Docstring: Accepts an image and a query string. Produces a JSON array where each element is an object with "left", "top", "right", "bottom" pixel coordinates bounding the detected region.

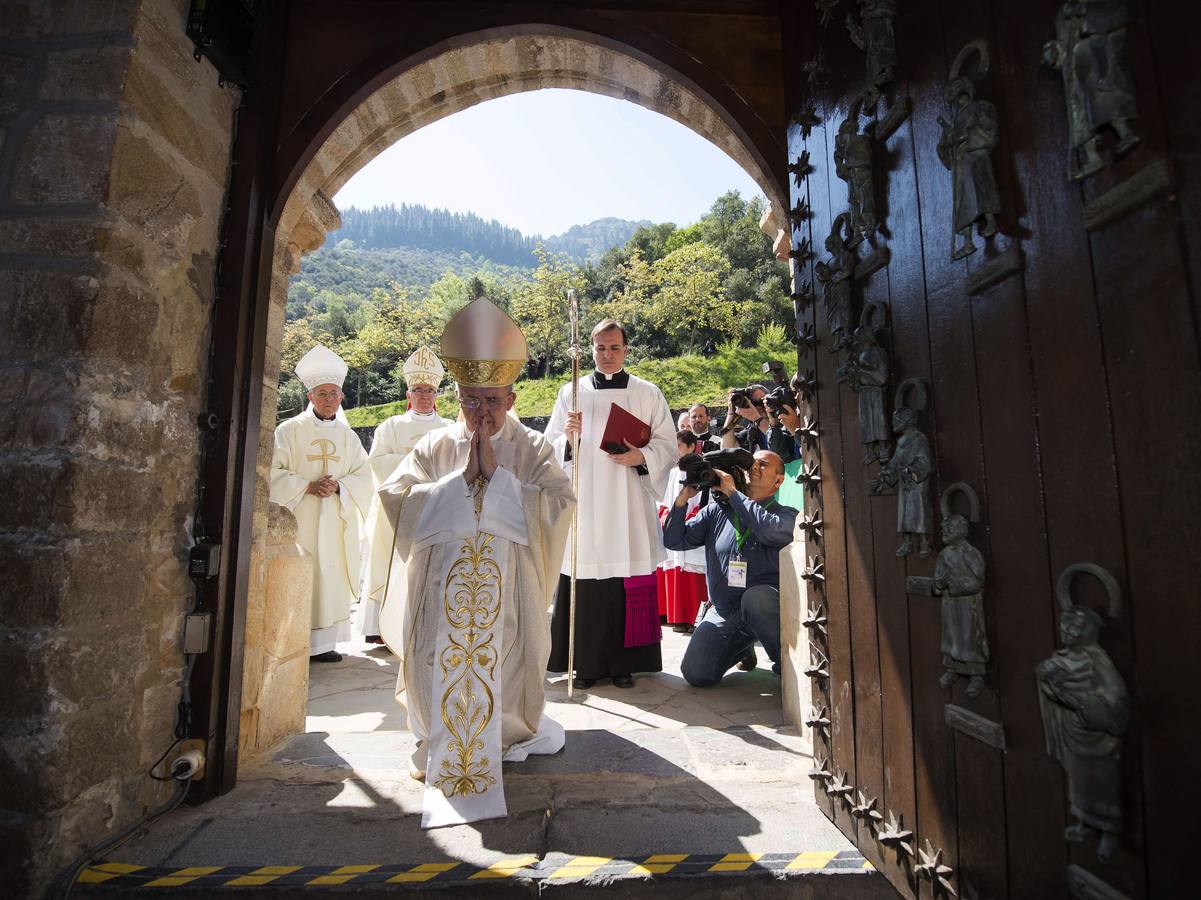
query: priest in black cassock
[{"left": 545, "top": 320, "right": 676, "bottom": 688}]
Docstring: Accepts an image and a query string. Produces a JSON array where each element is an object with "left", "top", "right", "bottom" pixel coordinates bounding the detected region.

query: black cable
[{"left": 52, "top": 779, "right": 189, "bottom": 900}]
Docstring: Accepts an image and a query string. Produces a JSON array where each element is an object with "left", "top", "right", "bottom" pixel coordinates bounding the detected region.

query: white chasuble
[
  {"left": 545, "top": 371, "right": 676, "bottom": 579},
  {"left": 359, "top": 410, "right": 448, "bottom": 635},
  {"left": 376, "top": 417, "right": 575, "bottom": 827},
  {"left": 269, "top": 408, "right": 373, "bottom": 642}
]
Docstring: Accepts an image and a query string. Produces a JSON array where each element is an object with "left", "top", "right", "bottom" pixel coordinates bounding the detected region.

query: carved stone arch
[{"left": 276, "top": 30, "right": 788, "bottom": 245}]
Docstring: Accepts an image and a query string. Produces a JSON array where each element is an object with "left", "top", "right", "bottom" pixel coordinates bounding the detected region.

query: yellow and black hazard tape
[{"left": 79, "top": 850, "right": 872, "bottom": 889}]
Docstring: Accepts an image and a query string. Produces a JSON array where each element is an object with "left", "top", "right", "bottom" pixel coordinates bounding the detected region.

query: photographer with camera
[
  {"left": 761, "top": 384, "right": 802, "bottom": 464},
  {"left": 721, "top": 385, "right": 771, "bottom": 453},
  {"left": 663, "top": 448, "right": 797, "bottom": 686}
]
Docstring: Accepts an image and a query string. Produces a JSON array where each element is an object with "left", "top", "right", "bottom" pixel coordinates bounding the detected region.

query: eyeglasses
[
  {"left": 311, "top": 390, "right": 342, "bottom": 401},
  {"left": 458, "top": 396, "right": 508, "bottom": 410},
  {"left": 409, "top": 387, "right": 436, "bottom": 395}
]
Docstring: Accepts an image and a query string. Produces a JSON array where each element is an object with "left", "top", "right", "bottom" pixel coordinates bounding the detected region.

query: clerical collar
[
  {"left": 412, "top": 410, "right": 436, "bottom": 419},
  {"left": 592, "top": 369, "right": 629, "bottom": 390},
  {"left": 313, "top": 410, "right": 337, "bottom": 422}
]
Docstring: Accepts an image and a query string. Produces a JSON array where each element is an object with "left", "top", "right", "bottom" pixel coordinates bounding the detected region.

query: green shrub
[{"left": 343, "top": 337, "right": 798, "bottom": 428}]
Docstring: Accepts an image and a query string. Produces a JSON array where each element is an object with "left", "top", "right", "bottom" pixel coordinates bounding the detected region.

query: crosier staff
[{"left": 566, "top": 288, "right": 582, "bottom": 700}]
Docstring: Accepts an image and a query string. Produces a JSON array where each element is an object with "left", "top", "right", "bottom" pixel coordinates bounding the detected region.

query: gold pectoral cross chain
[{"left": 307, "top": 438, "right": 340, "bottom": 476}]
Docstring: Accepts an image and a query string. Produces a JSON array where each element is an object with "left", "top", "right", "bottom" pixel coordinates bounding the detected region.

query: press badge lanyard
[{"left": 728, "top": 507, "right": 749, "bottom": 588}]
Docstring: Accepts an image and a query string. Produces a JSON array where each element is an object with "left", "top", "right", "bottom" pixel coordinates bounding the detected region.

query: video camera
[{"left": 678, "top": 447, "right": 756, "bottom": 507}]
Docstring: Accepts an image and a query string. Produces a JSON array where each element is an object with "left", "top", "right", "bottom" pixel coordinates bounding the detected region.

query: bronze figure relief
[
  {"left": 871, "top": 377, "right": 934, "bottom": 556},
  {"left": 1037, "top": 563, "right": 1130, "bottom": 864}
]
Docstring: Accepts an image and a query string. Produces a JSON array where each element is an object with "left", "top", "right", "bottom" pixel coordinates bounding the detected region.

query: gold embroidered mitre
[
  {"left": 440, "top": 297, "right": 529, "bottom": 387},
  {"left": 402, "top": 345, "right": 446, "bottom": 388}
]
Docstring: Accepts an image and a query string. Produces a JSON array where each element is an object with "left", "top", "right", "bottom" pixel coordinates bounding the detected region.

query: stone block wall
[
  {"left": 238, "top": 504, "right": 312, "bottom": 760},
  {"left": 778, "top": 536, "right": 813, "bottom": 747},
  {"left": 0, "top": 0, "right": 235, "bottom": 892}
]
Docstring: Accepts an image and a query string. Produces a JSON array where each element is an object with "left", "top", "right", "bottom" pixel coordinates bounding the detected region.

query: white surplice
[
  {"left": 658, "top": 464, "right": 708, "bottom": 575},
  {"left": 358, "top": 409, "right": 448, "bottom": 635},
  {"left": 376, "top": 415, "right": 575, "bottom": 827},
  {"left": 545, "top": 371, "right": 676, "bottom": 579},
  {"left": 269, "top": 407, "right": 373, "bottom": 652}
]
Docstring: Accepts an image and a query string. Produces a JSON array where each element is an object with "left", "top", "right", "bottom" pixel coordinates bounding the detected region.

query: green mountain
[
  {"left": 288, "top": 204, "right": 649, "bottom": 320},
  {"left": 543, "top": 216, "right": 652, "bottom": 263},
  {"left": 327, "top": 203, "right": 648, "bottom": 265}
]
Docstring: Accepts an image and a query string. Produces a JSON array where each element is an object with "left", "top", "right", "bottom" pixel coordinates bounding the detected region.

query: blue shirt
[{"left": 663, "top": 491, "right": 798, "bottom": 613}]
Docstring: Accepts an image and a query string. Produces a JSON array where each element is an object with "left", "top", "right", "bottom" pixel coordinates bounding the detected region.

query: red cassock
[{"left": 656, "top": 485, "right": 708, "bottom": 625}]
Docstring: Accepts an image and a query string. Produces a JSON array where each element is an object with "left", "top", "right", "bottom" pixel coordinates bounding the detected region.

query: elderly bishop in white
[
  {"left": 358, "top": 346, "right": 450, "bottom": 642},
  {"left": 270, "top": 346, "right": 374, "bottom": 662},
  {"left": 378, "top": 297, "right": 575, "bottom": 828}
]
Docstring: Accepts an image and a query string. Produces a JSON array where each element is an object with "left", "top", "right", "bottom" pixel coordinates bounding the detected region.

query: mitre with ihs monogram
[
  {"left": 401, "top": 345, "right": 445, "bottom": 388},
  {"left": 440, "top": 296, "right": 529, "bottom": 387}
]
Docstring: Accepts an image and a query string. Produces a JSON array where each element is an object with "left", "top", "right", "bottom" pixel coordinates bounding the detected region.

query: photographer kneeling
[{"left": 663, "top": 449, "right": 797, "bottom": 686}]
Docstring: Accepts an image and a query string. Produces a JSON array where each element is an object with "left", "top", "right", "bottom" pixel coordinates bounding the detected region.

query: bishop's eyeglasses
[{"left": 458, "top": 395, "right": 508, "bottom": 411}]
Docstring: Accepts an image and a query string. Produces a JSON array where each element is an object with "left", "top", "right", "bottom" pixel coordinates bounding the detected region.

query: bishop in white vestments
[
  {"left": 378, "top": 297, "right": 575, "bottom": 828},
  {"left": 545, "top": 319, "right": 676, "bottom": 688},
  {"left": 358, "top": 346, "right": 450, "bottom": 641},
  {"left": 270, "top": 345, "right": 374, "bottom": 661}
]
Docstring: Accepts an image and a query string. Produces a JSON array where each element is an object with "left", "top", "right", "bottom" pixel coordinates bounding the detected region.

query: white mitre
[
  {"left": 295, "top": 344, "right": 348, "bottom": 390},
  {"left": 402, "top": 345, "right": 445, "bottom": 388},
  {"left": 440, "top": 297, "right": 529, "bottom": 387}
]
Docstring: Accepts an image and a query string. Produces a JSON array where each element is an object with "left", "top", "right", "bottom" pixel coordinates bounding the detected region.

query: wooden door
[{"left": 782, "top": 2, "right": 1201, "bottom": 897}]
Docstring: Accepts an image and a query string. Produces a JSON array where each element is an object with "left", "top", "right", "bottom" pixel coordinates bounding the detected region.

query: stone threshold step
[{"left": 76, "top": 851, "right": 897, "bottom": 898}]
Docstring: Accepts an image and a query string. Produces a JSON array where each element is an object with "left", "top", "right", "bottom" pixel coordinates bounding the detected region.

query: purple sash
[{"left": 623, "top": 574, "right": 662, "bottom": 648}]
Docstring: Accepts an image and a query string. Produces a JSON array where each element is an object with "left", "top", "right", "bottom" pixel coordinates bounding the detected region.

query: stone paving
[
  {"left": 94, "top": 627, "right": 893, "bottom": 897},
  {"left": 307, "top": 626, "right": 788, "bottom": 737}
]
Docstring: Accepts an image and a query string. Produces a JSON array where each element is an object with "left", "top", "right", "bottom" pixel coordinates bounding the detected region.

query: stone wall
[
  {"left": 0, "top": 0, "right": 236, "bottom": 892},
  {"left": 238, "top": 504, "right": 312, "bottom": 760}
]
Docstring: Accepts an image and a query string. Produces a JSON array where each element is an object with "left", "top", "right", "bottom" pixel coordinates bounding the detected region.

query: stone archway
[{"left": 237, "top": 30, "right": 793, "bottom": 761}]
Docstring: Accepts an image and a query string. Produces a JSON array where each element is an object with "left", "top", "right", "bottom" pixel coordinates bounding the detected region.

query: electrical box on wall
[
  {"left": 189, "top": 543, "right": 221, "bottom": 579},
  {"left": 183, "top": 613, "right": 211, "bottom": 655},
  {"left": 186, "top": 0, "right": 258, "bottom": 87}
]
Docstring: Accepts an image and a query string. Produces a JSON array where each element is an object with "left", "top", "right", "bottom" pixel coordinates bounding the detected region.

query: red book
[{"left": 599, "top": 404, "right": 652, "bottom": 454}]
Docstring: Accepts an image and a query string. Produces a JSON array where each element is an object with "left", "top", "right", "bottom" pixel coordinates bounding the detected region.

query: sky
[{"left": 333, "top": 89, "right": 764, "bottom": 238}]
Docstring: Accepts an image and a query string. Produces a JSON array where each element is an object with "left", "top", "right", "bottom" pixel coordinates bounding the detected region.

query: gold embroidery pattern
[
  {"left": 444, "top": 356, "right": 525, "bottom": 388},
  {"left": 306, "top": 438, "right": 340, "bottom": 476},
  {"left": 433, "top": 534, "right": 501, "bottom": 798}
]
